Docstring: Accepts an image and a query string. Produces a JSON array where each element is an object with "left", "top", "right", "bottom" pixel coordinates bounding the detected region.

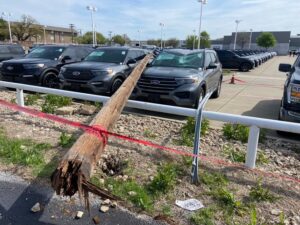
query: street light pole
[
  {"left": 193, "top": 29, "right": 196, "bottom": 50},
  {"left": 138, "top": 29, "right": 141, "bottom": 47},
  {"left": 86, "top": 6, "right": 97, "bottom": 47},
  {"left": 2, "top": 12, "right": 13, "bottom": 43},
  {"left": 197, "top": 0, "right": 207, "bottom": 49},
  {"left": 233, "top": 20, "right": 242, "bottom": 50},
  {"left": 159, "top": 22, "right": 164, "bottom": 49},
  {"left": 249, "top": 29, "right": 253, "bottom": 50}
]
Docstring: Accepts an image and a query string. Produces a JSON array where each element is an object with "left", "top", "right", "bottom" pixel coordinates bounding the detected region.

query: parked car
[
  {"left": 0, "top": 45, "right": 93, "bottom": 87},
  {"left": 131, "top": 49, "right": 223, "bottom": 108},
  {"left": 59, "top": 47, "right": 148, "bottom": 94},
  {"left": 215, "top": 50, "right": 255, "bottom": 72},
  {"left": 0, "top": 44, "right": 24, "bottom": 62},
  {"left": 278, "top": 57, "right": 300, "bottom": 124}
]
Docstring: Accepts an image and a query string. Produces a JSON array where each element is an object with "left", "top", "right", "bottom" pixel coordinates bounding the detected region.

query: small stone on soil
[
  {"left": 31, "top": 202, "right": 41, "bottom": 213},
  {"left": 75, "top": 211, "right": 84, "bottom": 219},
  {"left": 93, "top": 215, "right": 100, "bottom": 224},
  {"left": 100, "top": 206, "right": 110, "bottom": 213}
]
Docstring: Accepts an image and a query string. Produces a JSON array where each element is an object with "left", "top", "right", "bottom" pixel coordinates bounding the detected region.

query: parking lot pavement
[
  {"left": 206, "top": 56, "right": 297, "bottom": 129},
  {"left": 0, "top": 172, "right": 163, "bottom": 225}
]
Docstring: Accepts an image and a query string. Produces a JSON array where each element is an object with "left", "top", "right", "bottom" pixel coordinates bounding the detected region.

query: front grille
[
  {"left": 137, "top": 77, "right": 179, "bottom": 94},
  {"left": 2, "top": 63, "right": 24, "bottom": 75},
  {"left": 63, "top": 69, "right": 94, "bottom": 81}
]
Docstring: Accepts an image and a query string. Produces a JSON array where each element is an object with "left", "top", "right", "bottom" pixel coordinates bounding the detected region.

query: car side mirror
[
  {"left": 127, "top": 58, "right": 137, "bottom": 66},
  {"left": 61, "top": 55, "right": 72, "bottom": 63},
  {"left": 278, "top": 63, "right": 291, "bottom": 73},
  {"left": 207, "top": 63, "right": 217, "bottom": 69}
]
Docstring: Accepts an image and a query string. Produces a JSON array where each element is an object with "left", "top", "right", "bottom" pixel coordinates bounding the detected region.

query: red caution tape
[{"left": 0, "top": 99, "right": 299, "bottom": 184}]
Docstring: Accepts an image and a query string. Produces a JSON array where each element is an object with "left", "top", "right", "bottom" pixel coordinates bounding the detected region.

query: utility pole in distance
[{"left": 69, "top": 24, "right": 75, "bottom": 43}]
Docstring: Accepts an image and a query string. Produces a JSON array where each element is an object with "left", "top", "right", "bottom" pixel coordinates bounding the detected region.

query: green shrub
[
  {"left": 143, "top": 129, "right": 157, "bottom": 139},
  {"left": 59, "top": 132, "right": 76, "bottom": 148},
  {"left": 190, "top": 207, "right": 215, "bottom": 225},
  {"left": 223, "top": 145, "right": 246, "bottom": 163},
  {"left": 223, "top": 123, "right": 249, "bottom": 143},
  {"left": 41, "top": 94, "right": 72, "bottom": 113},
  {"left": 249, "top": 179, "right": 278, "bottom": 203},
  {"left": 200, "top": 171, "right": 229, "bottom": 188},
  {"left": 147, "top": 163, "right": 179, "bottom": 196},
  {"left": 179, "top": 118, "right": 210, "bottom": 147},
  {"left": 25, "top": 94, "right": 41, "bottom": 105}
]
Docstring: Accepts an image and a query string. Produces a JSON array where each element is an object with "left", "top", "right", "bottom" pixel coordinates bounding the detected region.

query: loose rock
[
  {"left": 31, "top": 202, "right": 41, "bottom": 213},
  {"left": 93, "top": 215, "right": 100, "bottom": 224},
  {"left": 55, "top": 106, "right": 75, "bottom": 115},
  {"left": 100, "top": 205, "right": 110, "bottom": 213},
  {"left": 75, "top": 211, "right": 84, "bottom": 219}
]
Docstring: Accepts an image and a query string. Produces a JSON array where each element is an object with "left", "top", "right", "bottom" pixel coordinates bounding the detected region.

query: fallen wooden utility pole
[{"left": 51, "top": 54, "right": 152, "bottom": 203}]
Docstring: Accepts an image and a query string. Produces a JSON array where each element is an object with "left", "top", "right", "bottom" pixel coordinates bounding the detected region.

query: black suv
[
  {"left": 0, "top": 45, "right": 93, "bottom": 87},
  {"left": 0, "top": 44, "right": 24, "bottom": 62},
  {"left": 278, "top": 57, "right": 300, "bottom": 123},
  {"left": 59, "top": 47, "right": 147, "bottom": 94},
  {"left": 131, "top": 49, "right": 223, "bottom": 108},
  {"left": 216, "top": 50, "right": 255, "bottom": 72}
]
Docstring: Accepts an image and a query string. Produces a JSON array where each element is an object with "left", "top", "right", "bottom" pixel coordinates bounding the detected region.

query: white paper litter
[{"left": 175, "top": 199, "right": 204, "bottom": 211}]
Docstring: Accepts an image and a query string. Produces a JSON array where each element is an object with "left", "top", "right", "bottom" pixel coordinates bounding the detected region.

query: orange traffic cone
[{"left": 230, "top": 74, "right": 235, "bottom": 84}]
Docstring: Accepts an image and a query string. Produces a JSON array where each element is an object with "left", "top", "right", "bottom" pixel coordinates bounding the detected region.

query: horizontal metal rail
[{"left": 1, "top": 81, "right": 300, "bottom": 170}]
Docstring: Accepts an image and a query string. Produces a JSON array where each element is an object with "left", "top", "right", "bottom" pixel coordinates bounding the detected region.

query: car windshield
[
  {"left": 152, "top": 52, "right": 204, "bottom": 69},
  {"left": 26, "top": 46, "right": 66, "bottom": 60},
  {"left": 84, "top": 49, "right": 128, "bottom": 64}
]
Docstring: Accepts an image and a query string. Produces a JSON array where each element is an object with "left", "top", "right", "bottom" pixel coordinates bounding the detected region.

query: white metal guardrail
[{"left": 1, "top": 81, "right": 300, "bottom": 182}]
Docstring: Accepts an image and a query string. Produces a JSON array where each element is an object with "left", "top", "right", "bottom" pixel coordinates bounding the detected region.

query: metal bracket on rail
[{"left": 191, "top": 91, "right": 212, "bottom": 184}]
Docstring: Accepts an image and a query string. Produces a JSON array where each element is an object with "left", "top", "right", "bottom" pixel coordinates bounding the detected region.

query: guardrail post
[
  {"left": 245, "top": 126, "right": 260, "bottom": 169},
  {"left": 16, "top": 89, "right": 24, "bottom": 107}
]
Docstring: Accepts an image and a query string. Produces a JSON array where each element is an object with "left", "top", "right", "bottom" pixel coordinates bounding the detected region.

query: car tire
[
  {"left": 211, "top": 77, "right": 222, "bottom": 99},
  {"left": 239, "top": 63, "right": 251, "bottom": 72},
  {"left": 42, "top": 72, "right": 59, "bottom": 88},
  {"left": 111, "top": 78, "right": 123, "bottom": 94},
  {"left": 194, "top": 87, "right": 205, "bottom": 109}
]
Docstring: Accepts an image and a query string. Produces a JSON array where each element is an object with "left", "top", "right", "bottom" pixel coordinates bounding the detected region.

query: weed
[
  {"left": 277, "top": 212, "right": 285, "bottom": 225},
  {"left": 223, "top": 145, "right": 246, "bottom": 163},
  {"left": 25, "top": 94, "right": 41, "bottom": 105},
  {"left": 200, "top": 171, "right": 229, "bottom": 188},
  {"left": 10, "top": 98, "right": 16, "bottom": 104},
  {"left": 161, "top": 205, "right": 172, "bottom": 216},
  {"left": 90, "top": 176, "right": 105, "bottom": 188},
  {"left": 59, "top": 132, "right": 76, "bottom": 148},
  {"left": 143, "top": 129, "right": 157, "bottom": 139},
  {"left": 94, "top": 101, "right": 102, "bottom": 109},
  {"left": 179, "top": 117, "right": 210, "bottom": 147},
  {"left": 41, "top": 94, "right": 72, "bottom": 113},
  {"left": 35, "top": 158, "right": 58, "bottom": 177},
  {"left": 190, "top": 207, "right": 215, "bottom": 225},
  {"left": 257, "top": 151, "right": 269, "bottom": 165},
  {"left": 147, "top": 163, "right": 179, "bottom": 196},
  {"left": 0, "top": 129, "right": 51, "bottom": 168},
  {"left": 223, "top": 123, "right": 249, "bottom": 143},
  {"left": 249, "top": 179, "right": 278, "bottom": 203},
  {"left": 106, "top": 178, "right": 153, "bottom": 211},
  {"left": 181, "top": 155, "right": 193, "bottom": 168},
  {"left": 249, "top": 207, "right": 257, "bottom": 225}
]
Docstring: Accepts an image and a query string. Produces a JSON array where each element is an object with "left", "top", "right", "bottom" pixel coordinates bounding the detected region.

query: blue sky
[{"left": 1, "top": 0, "right": 300, "bottom": 40}]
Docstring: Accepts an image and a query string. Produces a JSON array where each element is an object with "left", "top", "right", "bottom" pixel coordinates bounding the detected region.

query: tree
[
  {"left": 200, "top": 31, "right": 211, "bottom": 49},
  {"left": 0, "top": 18, "right": 9, "bottom": 41},
  {"left": 165, "top": 38, "right": 179, "bottom": 48},
  {"left": 11, "top": 15, "right": 41, "bottom": 42},
  {"left": 256, "top": 32, "right": 277, "bottom": 50},
  {"left": 112, "top": 34, "right": 125, "bottom": 46},
  {"left": 236, "top": 32, "right": 250, "bottom": 49},
  {"left": 147, "top": 39, "right": 159, "bottom": 46},
  {"left": 185, "top": 35, "right": 198, "bottom": 49},
  {"left": 122, "top": 34, "right": 131, "bottom": 45},
  {"left": 76, "top": 31, "right": 106, "bottom": 45}
]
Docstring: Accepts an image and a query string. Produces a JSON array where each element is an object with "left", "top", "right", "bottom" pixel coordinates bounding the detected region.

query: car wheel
[
  {"left": 42, "top": 72, "right": 59, "bottom": 88},
  {"left": 239, "top": 63, "right": 251, "bottom": 72},
  {"left": 194, "top": 87, "right": 205, "bottom": 109},
  {"left": 111, "top": 78, "right": 123, "bottom": 94},
  {"left": 211, "top": 77, "right": 222, "bottom": 98}
]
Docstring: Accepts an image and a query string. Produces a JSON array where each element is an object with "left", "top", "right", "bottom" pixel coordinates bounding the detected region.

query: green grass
[
  {"left": 59, "top": 132, "right": 76, "bottom": 148},
  {"left": 41, "top": 94, "right": 72, "bottom": 113},
  {"left": 190, "top": 207, "right": 215, "bottom": 225},
  {"left": 200, "top": 171, "right": 229, "bottom": 188},
  {"left": 178, "top": 118, "right": 210, "bottom": 147},
  {"left": 143, "top": 129, "right": 157, "bottom": 139},
  {"left": 147, "top": 163, "right": 179, "bottom": 196},
  {"left": 0, "top": 129, "right": 51, "bottom": 169},
  {"left": 25, "top": 94, "right": 41, "bottom": 105},
  {"left": 249, "top": 179, "right": 278, "bottom": 203},
  {"left": 222, "top": 124, "right": 266, "bottom": 143},
  {"left": 161, "top": 205, "right": 173, "bottom": 217},
  {"left": 249, "top": 207, "right": 257, "bottom": 225}
]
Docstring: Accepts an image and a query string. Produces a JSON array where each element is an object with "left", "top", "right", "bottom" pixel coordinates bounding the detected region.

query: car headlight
[
  {"left": 92, "top": 69, "right": 114, "bottom": 76},
  {"left": 60, "top": 67, "right": 67, "bottom": 73},
  {"left": 289, "top": 83, "right": 300, "bottom": 103},
  {"left": 175, "top": 77, "right": 199, "bottom": 85},
  {"left": 23, "top": 63, "right": 44, "bottom": 69}
]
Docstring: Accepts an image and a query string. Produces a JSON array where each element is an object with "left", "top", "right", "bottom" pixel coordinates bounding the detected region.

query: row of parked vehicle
[
  {"left": 215, "top": 49, "right": 276, "bottom": 72},
  {"left": 0, "top": 44, "right": 223, "bottom": 109}
]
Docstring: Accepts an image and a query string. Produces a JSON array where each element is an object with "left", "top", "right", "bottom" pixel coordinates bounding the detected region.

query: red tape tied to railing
[{"left": 0, "top": 98, "right": 299, "bottom": 184}]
